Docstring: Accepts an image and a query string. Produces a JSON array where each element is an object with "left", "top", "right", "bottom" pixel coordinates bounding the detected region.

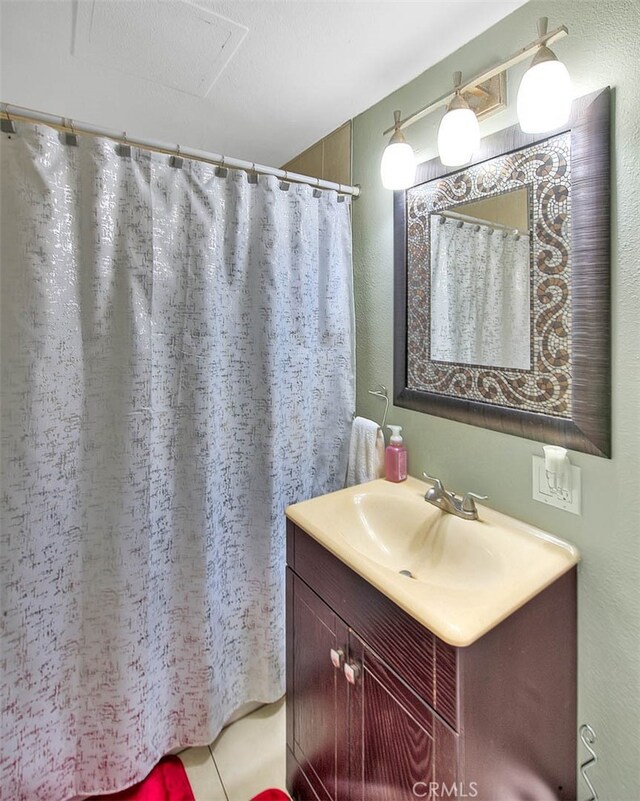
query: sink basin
[
  {"left": 333, "top": 489, "right": 503, "bottom": 590},
  {"left": 286, "top": 476, "right": 579, "bottom": 646}
]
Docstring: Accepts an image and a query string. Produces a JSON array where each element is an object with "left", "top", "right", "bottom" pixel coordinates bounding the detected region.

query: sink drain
[{"left": 399, "top": 569, "right": 413, "bottom": 578}]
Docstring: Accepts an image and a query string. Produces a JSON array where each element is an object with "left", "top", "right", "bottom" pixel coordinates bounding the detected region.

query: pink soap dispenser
[{"left": 385, "top": 425, "right": 407, "bottom": 482}]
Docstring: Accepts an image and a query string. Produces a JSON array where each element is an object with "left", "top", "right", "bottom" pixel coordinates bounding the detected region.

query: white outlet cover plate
[{"left": 532, "top": 455, "right": 581, "bottom": 515}]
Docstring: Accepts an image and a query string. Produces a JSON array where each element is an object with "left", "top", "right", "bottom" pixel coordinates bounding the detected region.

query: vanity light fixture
[
  {"left": 517, "top": 17, "right": 572, "bottom": 133},
  {"left": 380, "top": 17, "right": 569, "bottom": 186},
  {"left": 437, "top": 72, "right": 480, "bottom": 167},
  {"left": 380, "top": 110, "right": 416, "bottom": 190}
]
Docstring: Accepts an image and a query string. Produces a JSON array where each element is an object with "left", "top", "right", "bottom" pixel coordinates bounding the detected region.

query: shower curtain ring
[
  {"left": 216, "top": 154, "right": 228, "bottom": 178},
  {"left": 280, "top": 170, "right": 291, "bottom": 191},
  {"left": 62, "top": 117, "right": 78, "bottom": 147},
  {"left": 169, "top": 144, "right": 184, "bottom": 169},
  {"left": 117, "top": 131, "right": 131, "bottom": 158},
  {"left": 313, "top": 177, "right": 322, "bottom": 198},
  {"left": 1, "top": 104, "right": 16, "bottom": 134}
]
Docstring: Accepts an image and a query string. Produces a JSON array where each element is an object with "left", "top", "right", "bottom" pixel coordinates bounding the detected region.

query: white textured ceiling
[
  {"left": 0, "top": 0, "right": 527, "bottom": 167},
  {"left": 73, "top": 1, "right": 249, "bottom": 97}
]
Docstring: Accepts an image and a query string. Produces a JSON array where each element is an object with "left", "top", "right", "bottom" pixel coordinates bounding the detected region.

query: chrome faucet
[{"left": 422, "top": 473, "right": 487, "bottom": 521}]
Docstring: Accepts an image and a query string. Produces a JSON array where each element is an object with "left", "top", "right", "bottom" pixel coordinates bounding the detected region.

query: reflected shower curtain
[
  {"left": 0, "top": 123, "right": 354, "bottom": 801},
  {"left": 430, "top": 217, "right": 530, "bottom": 369}
]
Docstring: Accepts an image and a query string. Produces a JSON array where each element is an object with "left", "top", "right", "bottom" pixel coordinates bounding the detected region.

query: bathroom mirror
[{"left": 394, "top": 88, "right": 611, "bottom": 457}]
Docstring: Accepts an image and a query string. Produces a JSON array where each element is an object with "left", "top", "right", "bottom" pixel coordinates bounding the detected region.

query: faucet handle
[
  {"left": 422, "top": 472, "right": 445, "bottom": 493},
  {"left": 462, "top": 491, "right": 488, "bottom": 513}
]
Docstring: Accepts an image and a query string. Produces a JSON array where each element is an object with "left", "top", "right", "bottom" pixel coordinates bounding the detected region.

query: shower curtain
[
  {"left": 430, "top": 216, "right": 531, "bottom": 369},
  {"left": 0, "top": 123, "right": 354, "bottom": 801}
]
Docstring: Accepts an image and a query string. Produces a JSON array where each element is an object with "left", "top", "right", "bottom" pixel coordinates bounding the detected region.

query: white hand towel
[{"left": 346, "top": 416, "right": 385, "bottom": 487}]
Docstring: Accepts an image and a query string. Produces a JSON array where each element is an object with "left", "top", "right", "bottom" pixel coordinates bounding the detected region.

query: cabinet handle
[
  {"left": 330, "top": 648, "right": 344, "bottom": 669},
  {"left": 344, "top": 661, "right": 360, "bottom": 685}
]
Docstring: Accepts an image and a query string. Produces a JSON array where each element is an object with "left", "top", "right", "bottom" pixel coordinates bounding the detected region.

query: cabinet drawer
[{"left": 288, "top": 521, "right": 458, "bottom": 729}]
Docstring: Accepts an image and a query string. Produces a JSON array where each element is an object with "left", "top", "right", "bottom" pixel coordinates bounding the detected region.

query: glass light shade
[
  {"left": 380, "top": 141, "right": 416, "bottom": 190},
  {"left": 517, "top": 58, "right": 572, "bottom": 133},
  {"left": 437, "top": 107, "right": 480, "bottom": 167}
]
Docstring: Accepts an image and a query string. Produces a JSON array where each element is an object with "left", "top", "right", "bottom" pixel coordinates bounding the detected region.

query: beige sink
[{"left": 286, "top": 476, "right": 579, "bottom": 647}]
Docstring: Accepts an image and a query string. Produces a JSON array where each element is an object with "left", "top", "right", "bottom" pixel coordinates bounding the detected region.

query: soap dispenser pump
[{"left": 385, "top": 425, "right": 407, "bottom": 483}]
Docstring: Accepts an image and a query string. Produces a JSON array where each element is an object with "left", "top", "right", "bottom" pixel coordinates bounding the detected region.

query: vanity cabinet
[
  {"left": 286, "top": 520, "right": 577, "bottom": 801},
  {"left": 288, "top": 572, "right": 456, "bottom": 801}
]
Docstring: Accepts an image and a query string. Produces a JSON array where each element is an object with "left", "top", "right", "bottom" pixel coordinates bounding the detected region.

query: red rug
[
  {"left": 88, "top": 755, "right": 289, "bottom": 801},
  {"left": 90, "top": 756, "right": 195, "bottom": 801}
]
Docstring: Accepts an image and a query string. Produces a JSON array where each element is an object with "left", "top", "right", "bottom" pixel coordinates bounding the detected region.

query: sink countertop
[{"left": 286, "top": 476, "right": 580, "bottom": 647}]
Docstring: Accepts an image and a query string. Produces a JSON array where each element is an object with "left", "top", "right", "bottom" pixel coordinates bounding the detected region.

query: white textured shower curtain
[
  {"left": 430, "top": 217, "right": 531, "bottom": 369},
  {"left": 0, "top": 123, "right": 354, "bottom": 801}
]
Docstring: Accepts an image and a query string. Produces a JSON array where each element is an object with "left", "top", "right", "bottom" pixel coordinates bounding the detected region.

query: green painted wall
[{"left": 352, "top": 1, "right": 640, "bottom": 798}]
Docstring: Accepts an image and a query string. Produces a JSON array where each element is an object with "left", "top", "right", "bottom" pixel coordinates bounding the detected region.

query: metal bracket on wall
[
  {"left": 460, "top": 72, "right": 507, "bottom": 120},
  {"left": 368, "top": 384, "right": 390, "bottom": 430},
  {"left": 579, "top": 724, "right": 599, "bottom": 801}
]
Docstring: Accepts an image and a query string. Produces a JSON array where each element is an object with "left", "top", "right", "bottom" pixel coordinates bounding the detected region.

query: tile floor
[{"left": 178, "top": 697, "right": 288, "bottom": 801}]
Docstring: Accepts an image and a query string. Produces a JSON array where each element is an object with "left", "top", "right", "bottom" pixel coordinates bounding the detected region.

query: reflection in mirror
[{"left": 429, "top": 187, "right": 531, "bottom": 370}]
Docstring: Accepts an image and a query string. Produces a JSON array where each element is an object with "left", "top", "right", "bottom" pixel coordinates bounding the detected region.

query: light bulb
[
  {"left": 437, "top": 104, "right": 480, "bottom": 167},
  {"left": 380, "top": 111, "right": 416, "bottom": 190},
  {"left": 517, "top": 49, "right": 572, "bottom": 133},
  {"left": 380, "top": 140, "right": 416, "bottom": 190}
]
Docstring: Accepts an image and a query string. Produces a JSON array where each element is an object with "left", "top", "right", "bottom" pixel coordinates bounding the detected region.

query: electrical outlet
[{"left": 532, "top": 455, "right": 581, "bottom": 515}]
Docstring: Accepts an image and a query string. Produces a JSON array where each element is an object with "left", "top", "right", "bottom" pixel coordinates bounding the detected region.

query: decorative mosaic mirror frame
[{"left": 393, "top": 88, "right": 611, "bottom": 457}]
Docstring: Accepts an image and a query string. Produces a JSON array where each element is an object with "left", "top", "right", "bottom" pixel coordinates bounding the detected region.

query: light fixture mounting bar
[{"left": 382, "top": 23, "right": 568, "bottom": 136}]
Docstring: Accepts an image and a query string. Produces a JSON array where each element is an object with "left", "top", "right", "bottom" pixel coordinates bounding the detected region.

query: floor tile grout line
[{"left": 208, "top": 743, "right": 229, "bottom": 801}]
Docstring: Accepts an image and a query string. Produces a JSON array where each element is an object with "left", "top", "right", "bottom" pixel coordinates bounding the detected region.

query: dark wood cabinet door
[
  {"left": 288, "top": 571, "right": 349, "bottom": 801},
  {"left": 348, "top": 633, "right": 459, "bottom": 801}
]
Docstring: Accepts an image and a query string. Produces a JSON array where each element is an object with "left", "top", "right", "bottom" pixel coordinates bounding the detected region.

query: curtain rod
[
  {"left": 1, "top": 102, "right": 360, "bottom": 198},
  {"left": 438, "top": 208, "right": 529, "bottom": 237}
]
